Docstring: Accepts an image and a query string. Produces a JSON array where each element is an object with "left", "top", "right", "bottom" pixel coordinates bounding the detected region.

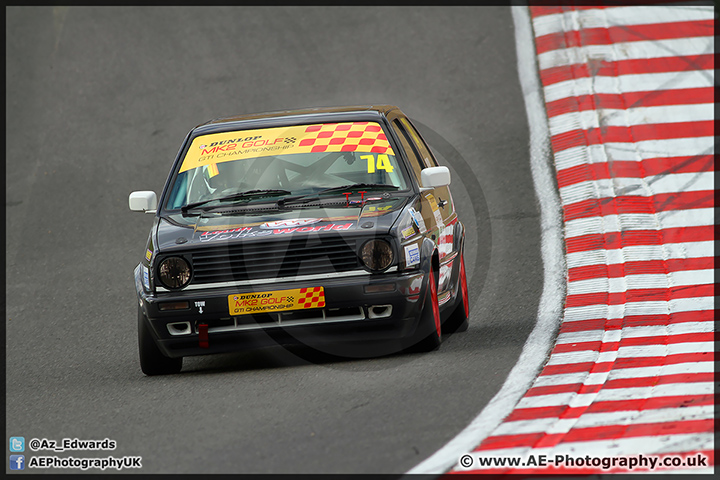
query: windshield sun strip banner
[{"left": 179, "top": 122, "right": 396, "bottom": 173}]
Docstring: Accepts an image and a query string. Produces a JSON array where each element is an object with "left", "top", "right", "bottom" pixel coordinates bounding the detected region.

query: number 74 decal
[{"left": 361, "top": 154, "right": 394, "bottom": 173}]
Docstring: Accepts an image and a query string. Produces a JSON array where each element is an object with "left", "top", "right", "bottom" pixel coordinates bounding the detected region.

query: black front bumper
[{"left": 135, "top": 267, "right": 432, "bottom": 358}]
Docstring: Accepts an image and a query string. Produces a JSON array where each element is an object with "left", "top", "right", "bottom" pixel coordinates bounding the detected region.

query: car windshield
[{"left": 164, "top": 121, "right": 409, "bottom": 210}]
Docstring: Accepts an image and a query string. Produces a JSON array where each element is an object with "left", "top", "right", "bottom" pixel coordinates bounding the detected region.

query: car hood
[{"left": 155, "top": 195, "right": 409, "bottom": 252}]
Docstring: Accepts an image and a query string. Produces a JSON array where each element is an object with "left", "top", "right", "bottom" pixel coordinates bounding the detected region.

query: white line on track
[{"left": 404, "top": 5, "right": 565, "bottom": 474}]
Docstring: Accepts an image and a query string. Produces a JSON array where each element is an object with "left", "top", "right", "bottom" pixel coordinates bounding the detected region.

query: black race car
[{"left": 129, "top": 105, "right": 469, "bottom": 375}]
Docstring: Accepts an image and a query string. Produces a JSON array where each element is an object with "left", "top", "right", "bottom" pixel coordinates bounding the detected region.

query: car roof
[{"left": 196, "top": 105, "right": 401, "bottom": 131}]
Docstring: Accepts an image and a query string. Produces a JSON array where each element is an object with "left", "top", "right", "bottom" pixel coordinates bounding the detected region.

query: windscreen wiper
[
  {"left": 181, "top": 189, "right": 292, "bottom": 213},
  {"left": 315, "top": 183, "right": 400, "bottom": 195}
]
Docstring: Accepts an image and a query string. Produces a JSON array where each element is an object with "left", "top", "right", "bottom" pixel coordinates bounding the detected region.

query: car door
[
  {"left": 394, "top": 115, "right": 458, "bottom": 304},
  {"left": 389, "top": 113, "right": 459, "bottom": 302}
]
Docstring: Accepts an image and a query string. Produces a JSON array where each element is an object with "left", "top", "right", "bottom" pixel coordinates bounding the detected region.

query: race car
[{"left": 129, "top": 105, "right": 469, "bottom": 375}]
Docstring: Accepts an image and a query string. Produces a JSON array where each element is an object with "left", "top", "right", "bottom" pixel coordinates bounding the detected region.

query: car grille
[{"left": 191, "top": 235, "right": 361, "bottom": 284}]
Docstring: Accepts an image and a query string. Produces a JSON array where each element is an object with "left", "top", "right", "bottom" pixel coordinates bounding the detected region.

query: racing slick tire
[
  {"left": 138, "top": 306, "right": 183, "bottom": 375},
  {"left": 443, "top": 251, "right": 469, "bottom": 334},
  {"left": 411, "top": 266, "right": 442, "bottom": 352}
]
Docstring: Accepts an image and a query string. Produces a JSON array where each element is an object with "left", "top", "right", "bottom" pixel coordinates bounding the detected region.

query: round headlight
[
  {"left": 158, "top": 257, "right": 192, "bottom": 289},
  {"left": 360, "top": 239, "right": 394, "bottom": 271}
]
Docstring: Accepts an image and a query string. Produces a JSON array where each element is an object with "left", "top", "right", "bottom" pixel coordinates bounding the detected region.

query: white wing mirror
[
  {"left": 420, "top": 166, "right": 451, "bottom": 189},
  {"left": 129, "top": 191, "right": 158, "bottom": 213}
]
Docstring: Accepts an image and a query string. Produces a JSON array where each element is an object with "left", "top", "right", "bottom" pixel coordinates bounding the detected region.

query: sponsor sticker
[
  {"left": 260, "top": 218, "right": 322, "bottom": 229},
  {"left": 404, "top": 244, "right": 420, "bottom": 267},
  {"left": 199, "top": 227, "right": 267, "bottom": 242},
  {"left": 142, "top": 266, "right": 150, "bottom": 291},
  {"left": 180, "top": 122, "right": 395, "bottom": 173},
  {"left": 401, "top": 225, "right": 416, "bottom": 239},
  {"left": 145, "top": 249, "right": 152, "bottom": 261},
  {"left": 409, "top": 208, "right": 426, "bottom": 233},
  {"left": 199, "top": 223, "right": 353, "bottom": 241},
  {"left": 228, "top": 287, "right": 325, "bottom": 315},
  {"left": 426, "top": 194, "right": 444, "bottom": 226},
  {"left": 363, "top": 204, "right": 393, "bottom": 213},
  {"left": 195, "top": 301, "right": 206, "bottom": 314}
]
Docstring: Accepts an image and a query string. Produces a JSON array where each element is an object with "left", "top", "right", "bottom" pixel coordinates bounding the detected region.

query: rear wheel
[
  {"left": 412, "top": 267, "right": 442, "bottom": 352},
  {"left": 443, "top": 252, "right": 469, "bottom": 333},
  {"left": 138, "top": 305, "right": 183, "bottom": 375}
]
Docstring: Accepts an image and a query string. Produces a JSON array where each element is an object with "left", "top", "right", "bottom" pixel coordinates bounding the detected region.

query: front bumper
[{"left": 135, "top": 267, "right": 429, "bottom": 358}]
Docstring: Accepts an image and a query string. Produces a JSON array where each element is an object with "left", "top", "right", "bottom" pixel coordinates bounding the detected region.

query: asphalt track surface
[{"left": 5, "top": 7, "right": 543, "bottom": 474}]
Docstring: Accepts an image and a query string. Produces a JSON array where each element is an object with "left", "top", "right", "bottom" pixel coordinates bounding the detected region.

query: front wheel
[{"left": 138, "top": 305, "right": 183, "bottom": 375}]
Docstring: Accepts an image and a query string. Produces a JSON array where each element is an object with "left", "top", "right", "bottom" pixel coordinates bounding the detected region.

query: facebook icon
[{"left": 10, "top": 455, "right": 25, "bottom": 470}]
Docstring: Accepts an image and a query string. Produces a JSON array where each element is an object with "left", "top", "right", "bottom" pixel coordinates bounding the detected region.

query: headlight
[
  {"left": 158, "top": 257, "right": 192, "bottom": 289},
  {"left": 360, "top": 239, "right": 394, "bottom": 271}
]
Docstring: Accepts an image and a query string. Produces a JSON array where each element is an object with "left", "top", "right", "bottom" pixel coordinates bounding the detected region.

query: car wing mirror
[
  {"left": 420, "top": 166, "right": 451, "bottom": 189},
  {"left": 129, "top": 191, "right": 158, "bottom": 213}
]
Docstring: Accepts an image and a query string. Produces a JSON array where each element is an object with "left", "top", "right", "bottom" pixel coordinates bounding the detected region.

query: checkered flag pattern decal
[
  {"left": 298, "top": 287, "right": 325, "bottom": 309},
  {"left": 298, "top": 122, "right": 394, "bottom": 154}
]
